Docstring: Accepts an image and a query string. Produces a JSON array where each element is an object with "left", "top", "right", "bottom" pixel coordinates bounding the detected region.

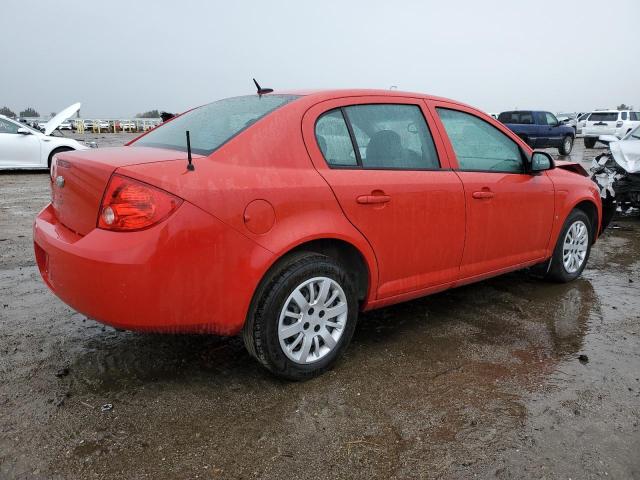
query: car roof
[{"left": 271, "top": 88, "right": 470, "bottom": 107}]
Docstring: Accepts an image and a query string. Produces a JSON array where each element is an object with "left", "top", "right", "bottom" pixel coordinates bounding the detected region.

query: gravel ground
[{"left": 1, "top": 135, "right": 639, "bottom": 479}]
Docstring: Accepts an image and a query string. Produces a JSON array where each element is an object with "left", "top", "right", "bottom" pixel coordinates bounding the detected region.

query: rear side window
[
  {"left": 631, "top": 112, "right": 640, "bottom": 121},
  {"left": 343, "top": 104, "right": 439, "bottom": 169},
  {"left": 315, "top": 110, "right": 357, "bottom": 167},
  {"left": 589, "top": 112, "right": 618, "bottom": 122},
  {"left": 133, "top": 95, "right": 299, "bottom": 155},
  {"left": 498, "top": 111, "right": 534, "bottom": 124},
  {"left": 437, "top": 108, "right": 523, "bottom": 173}
]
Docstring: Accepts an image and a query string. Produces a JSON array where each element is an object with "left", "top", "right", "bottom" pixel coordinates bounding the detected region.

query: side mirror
[
  {"left": 530, "top": 151, "right": 554, "bottom": 173},
  {"left": 17, "top": 127, "right": 32, "bottom": 135}
]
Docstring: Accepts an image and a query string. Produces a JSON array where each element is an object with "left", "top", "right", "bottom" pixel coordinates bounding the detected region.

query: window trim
[
  {"left": 314, "top": 103, "right": 443, "bottom": 172},
  {"left": 435, "top": 107, "right": 528, "bottom": 175}
]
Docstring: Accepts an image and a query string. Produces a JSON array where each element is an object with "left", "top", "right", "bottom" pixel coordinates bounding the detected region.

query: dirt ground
[{"left": 1, "top": 136, "right": 639, "bottom": 479}]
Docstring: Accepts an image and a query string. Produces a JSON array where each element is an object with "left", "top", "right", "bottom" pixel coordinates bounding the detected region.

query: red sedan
[{"left": 34, "top": 89, "right": 602, "bottom": 380}]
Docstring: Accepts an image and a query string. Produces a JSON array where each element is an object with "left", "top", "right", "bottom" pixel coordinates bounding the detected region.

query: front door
[
  {"left": 302, "top": 98, "right": 465, "bottom": 299},
  {"left": 431, "top": 103, "right": 555, "bottom": 280},
  {"left": 0, "top": 118, "right": 42, "bottom": 168}
]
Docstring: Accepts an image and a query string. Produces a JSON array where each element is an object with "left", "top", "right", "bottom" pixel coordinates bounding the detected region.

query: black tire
[
  {"left": 243, "top": 252, "right": 358, "bottom": 381},
  {"left": 544, "top": 209, "right": 592, "bottom": 283},
  {"left": 558, "top": 135, "right": 574, "bottom": 155},
  {"left": 48, "top": 146, "right": 74, "bottom": 169},
  {"left": 584, "top": 137, "right": 596, "bottom": 149}
]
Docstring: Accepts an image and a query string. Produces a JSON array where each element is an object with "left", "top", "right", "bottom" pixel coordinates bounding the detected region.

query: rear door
[
  {"left": 302, "top": 97, "right": 465, "bottom": 299},
  {"left": 429, "top": 101, "right": 555, "bottom": 280}
]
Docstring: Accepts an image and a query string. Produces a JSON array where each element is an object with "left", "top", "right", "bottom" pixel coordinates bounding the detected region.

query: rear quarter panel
[{"left": 117, "top": 98, "right": 380, "bottom": 305}]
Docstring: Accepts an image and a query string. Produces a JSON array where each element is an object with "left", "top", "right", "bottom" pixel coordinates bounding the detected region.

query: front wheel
[
  {"left": 243, "top": 252, "right": 358, "bottom": 380},
  {"left": 545, "top": 210, "right": 592, "bottom": 283},
  {"left": 558, "top": 135, "right": 574, "bottom": 155}
]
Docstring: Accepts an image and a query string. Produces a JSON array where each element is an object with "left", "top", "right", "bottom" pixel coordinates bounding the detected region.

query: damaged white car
[
  {"left": 591, "top": 126, "right": 640, "bottom": 228},
  {"left": 0, "top": 103, "right": 92, "bottom": 171}
]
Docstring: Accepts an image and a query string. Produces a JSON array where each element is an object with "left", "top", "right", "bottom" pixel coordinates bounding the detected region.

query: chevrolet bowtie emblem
[{"left": 55, "top": 176, "right": 65, "bottom": 188}]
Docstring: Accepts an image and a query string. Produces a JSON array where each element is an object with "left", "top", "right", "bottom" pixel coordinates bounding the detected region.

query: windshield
[{"left": 133, "top": 95, "right": 299, "bottom": 155}]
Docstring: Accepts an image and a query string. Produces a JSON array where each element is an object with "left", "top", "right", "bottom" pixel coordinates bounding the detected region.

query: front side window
[
  {"left": 544, "top": 112, "right": 559, "bottom": 126},
  {"left": 342, "top": 104, "right": 439, "bottom": 169},
  {"left": 133, "top": 95, "right": 299, "bottom": 155},
  {"left": 621, "top": 111, "right": 628, "bottom": 120},
  {"left": 315, "top": 110, "right": 357, "bottom": 167},
  {"left": 0, "top": 118, "right": 19, "bottom": 134},
  {"left": 437, "top": 108, "right": 523, "bottom": 173}
]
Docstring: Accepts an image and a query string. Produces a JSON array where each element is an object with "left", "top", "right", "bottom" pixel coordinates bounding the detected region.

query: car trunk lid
[{"left": 50, "top": 146, "right": 201, "bottom": 236}]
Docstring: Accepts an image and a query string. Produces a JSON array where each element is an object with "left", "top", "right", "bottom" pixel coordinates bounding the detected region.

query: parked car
[
  {"left": 582, "top": 110, "right": 640, "bottom": 148},
  {"left": 34, "top": 89, "right": 602, "bottom": 380},
  {"left": 58, "top": 121, "right": 73, "bottom": 131},
  {"left": 98, "top": 120, "right": 111, "bottom": 131},
  {"left": 577, "top": 112, "right": 590, "bottom": 135},
  {"left": 120, "top": 120, "right": 136, "bottom": 131},
  {"left": 591, "top": 125, "right": 640, "bottom": 228},
  {"left": 498, "top": 110, "right": 575, "bottom": 155},
  {"left": 557, "top": 113, "right": 578, "bottom": 133},
  {"left": 0, "top": 103, "right": 88, "bottom": 170}
]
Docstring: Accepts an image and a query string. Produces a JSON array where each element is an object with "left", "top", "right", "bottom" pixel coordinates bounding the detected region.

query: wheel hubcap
[
  {"left": 278, "top": 277, "right": 348, "bottom": 364},
  {"left": 562, "top": 220, "right": 588, "bottom": 273}
]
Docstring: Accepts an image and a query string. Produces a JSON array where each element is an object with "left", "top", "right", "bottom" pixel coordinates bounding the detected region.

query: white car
[
  {"left": 0, "top": 103, "right": 89, "bottom": 170},
  {"left": 576, "top": 112, "right": 590, "bottom": 134},
  {"left": 58, "top": 121, "right": 73, "bottom": 131},
  {"left": 583, "top": 110, "right": 640, "bottom": 148}
]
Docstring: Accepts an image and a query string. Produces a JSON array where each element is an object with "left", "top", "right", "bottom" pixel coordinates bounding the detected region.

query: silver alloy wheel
[
  {"left": 278, "top": 276, "right": 348, "bottom": 364},
  {"left": 562, "top": 220, "right": 589, "bottom": 273},
  {"left": 564, "top": 137, "right": 572, "bottom": 152}
]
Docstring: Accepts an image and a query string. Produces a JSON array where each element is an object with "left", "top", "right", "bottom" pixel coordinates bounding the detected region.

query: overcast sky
[{"left": 1, "top": 0, "right": 638, "bottom": 117}]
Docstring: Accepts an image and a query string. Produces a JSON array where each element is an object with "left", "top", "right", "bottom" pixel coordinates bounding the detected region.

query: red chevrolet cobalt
[{"left": 34, "top": 89, "right": 602, "bottom": 380}]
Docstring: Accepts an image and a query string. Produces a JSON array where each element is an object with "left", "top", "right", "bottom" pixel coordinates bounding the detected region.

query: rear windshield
[
  {"left": 497, "top": 111, "right": 534, "bottom": 124},
  {"left": 588, "top": 112, "right": 618, "bottom": 122},
  {"left": 133, "top": 95, "right": 299, "bottom": 155}
]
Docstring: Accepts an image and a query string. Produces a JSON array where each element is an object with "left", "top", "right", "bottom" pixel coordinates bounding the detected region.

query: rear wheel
[
  {"left": 47, "top": 146, "right": 74, "bottom": 169},
  {"left": 558, "top": 135, "right": 573, "bottom": 155},
  {"left": 584, "top": 137, "right": 596, "bottom": 148},
  {"left": 545, "top": 210, "right": 592, "bottom": 283},
  {"left": 243, "top": 252, "right": 358, "bottom": 380}
]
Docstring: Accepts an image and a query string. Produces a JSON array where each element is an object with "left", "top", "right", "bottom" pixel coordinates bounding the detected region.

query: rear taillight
[
  {"left": 616, "top": 121, "right": 623, "bottom": 127},
  {"left": 98, "top": 175, "right": 182, "bottom": 231}
]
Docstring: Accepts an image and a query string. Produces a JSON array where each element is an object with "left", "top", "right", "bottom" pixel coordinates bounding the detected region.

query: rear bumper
[
  {"left": 33, "top": 202, "right": 273, "bottom": 335},
  {"left": 583, "top": 127, "right": 624, "bottom": 139}
]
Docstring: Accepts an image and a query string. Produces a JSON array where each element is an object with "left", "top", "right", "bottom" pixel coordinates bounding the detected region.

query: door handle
[
  {"left": 357, "top": 194, "right": 391, "bottom": 204},
  {"left": 472, "top": 191, "right": 494, "bottom": 199}
]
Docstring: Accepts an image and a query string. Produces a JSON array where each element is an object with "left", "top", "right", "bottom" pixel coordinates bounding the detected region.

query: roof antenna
[
  {"left": 253, "top": 78, "right": 273, "bottom": 96},
  {"left": 186, "top": 130, "right": 194, "bottom": 171}
]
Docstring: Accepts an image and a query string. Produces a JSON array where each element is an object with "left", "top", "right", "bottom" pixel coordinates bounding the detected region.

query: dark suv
[{"left": 498, "top": 110, "right": 575, "bottom": 155}]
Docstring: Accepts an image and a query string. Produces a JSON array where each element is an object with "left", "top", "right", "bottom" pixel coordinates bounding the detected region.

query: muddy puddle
[{"left": 1, "top": 146, "right": 639, "bottom": 478}]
